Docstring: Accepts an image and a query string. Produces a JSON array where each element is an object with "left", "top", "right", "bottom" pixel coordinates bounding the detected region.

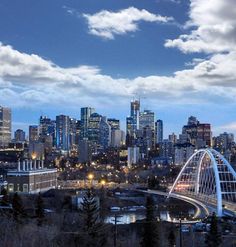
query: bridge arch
[{"left": 168, "top": 148, "right": 236, "bottom": 216}]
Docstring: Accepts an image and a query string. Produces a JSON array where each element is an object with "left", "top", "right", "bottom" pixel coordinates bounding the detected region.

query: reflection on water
[
  {"left": 105, "top": 213, "right": 145, "bottom": 225},
  {"left": 105, "top": 209, "right": 194, "bottom": 225},
  {"left": 160, "top": 211, "right": 171, "bottom": 221}
]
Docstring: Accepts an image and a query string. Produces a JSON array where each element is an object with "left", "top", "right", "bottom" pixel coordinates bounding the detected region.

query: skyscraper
[
  {"left": 0, "top": 106, "right": 11, "bottom": 147},
  {"left": 139, "top": 110, "right": 155, "bottom": 152},
  {"left": 75, "top": 120, "right": 82, "bottom": 144},
  {"left": 107, "top": 118, "right": 120, "bottom": 130},
  {"left": 126, "top": 99, "right": 140, "bottom": 146},
  {"left": 14, "top": 129, "right": 26, "bottom": 142},
  {"left": 155, "top": 119, "right": 163, "bottom": 144},
  {"left": 130, "top": 99, "right": 140, "bottom": 131},
  {"left": 182, "top": 116, "right": 212, "bottom": 148},
  {"left": 87, "top": 113, "right": 111, "bottom": 151},
  {"left": 69, "top": 118, "right": 77, "bottom": 149},
  {"left": 56, "top": 115, "right": 70, "bottom": 151},
  {"left": 81, "top": 107, "right": 95, "bottom": 138},
  {"left": 39, "top": 116, "right": 56, "bottom": 146},
  {"left": 29, "top": 125, "right": 39, "bottom": 143},
  {"left": 99, "top": 116, "right": 111, "bottom": 150}
]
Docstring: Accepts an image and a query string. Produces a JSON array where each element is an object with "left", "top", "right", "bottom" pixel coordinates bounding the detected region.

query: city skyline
[
  {"left": 2, "top": 102, "right": 234, "bottom": 146},
  {"left": 1, "top": 0, "right": 236, "bottom": 136}
]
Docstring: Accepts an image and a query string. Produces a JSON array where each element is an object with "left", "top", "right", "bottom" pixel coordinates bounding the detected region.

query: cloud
[
  {"left": 165, "top": 0, "right": 236, "bottom": 53},
  {"left": 214, "top": 122, "right": 236, "bottom": 135},
  {"left": 156, "top": 0, "right": 181, "bottom": 4},
  {"left": 83, "top": 7, "right": 173, "bottom": 39},
  {"left": 1, "top": 42, "right": 236, "bottom": 111}
]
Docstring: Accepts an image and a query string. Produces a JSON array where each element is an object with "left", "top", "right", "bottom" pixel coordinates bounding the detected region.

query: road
[{"left": 136, "top": 189, "right": 210, "bottom": 222}]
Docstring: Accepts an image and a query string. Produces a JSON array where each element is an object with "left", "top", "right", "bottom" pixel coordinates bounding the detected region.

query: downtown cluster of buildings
[{"left": 1, "top": 103, "right": 236, "bottom": 169}]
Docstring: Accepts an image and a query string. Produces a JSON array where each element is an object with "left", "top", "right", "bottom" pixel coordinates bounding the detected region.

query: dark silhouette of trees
[
  {"left": 0, "top": 188, "right": 10, "bottom": 206},
  {"left": 141, "top": 196, "right": 159, "bottom": 247},
  {"left": 79, "top": 189, "right": 107, "bottom": 247},
  {"left": 35, "top": 193, "right": 45, "bottom": 226},
  {"left": 12, "top": 192, "right": 25, "bottom": 222},
  {"left": 168, "top": 225, "right": 176, "bottom": 247},
  {"left": 205, "top": 212, "right": 222, "bottom": 247}
]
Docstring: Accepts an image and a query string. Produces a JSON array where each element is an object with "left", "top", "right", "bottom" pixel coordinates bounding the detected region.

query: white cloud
[
  {"left": 156, "top": 0, "right": 181, "bottom": 3},
  {"left": 83, "top": 7, "right": 173, "bottom": 39},
  {"left": 1, "top": 42, "right": 236, "bottom": 110},
  {"left": 214, "top": 122, "right": 236, "bottom": 135},
  {"left": 165, "top": 0, "right": 236, "bottom": 53}
]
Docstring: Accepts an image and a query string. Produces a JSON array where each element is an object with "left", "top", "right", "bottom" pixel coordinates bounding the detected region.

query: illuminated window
[
  {"left": 8, "top": 183, "right": 14, "bottom": 192},
  {"left": 23, "top": 184, "right": 28, "bottom": 193}
]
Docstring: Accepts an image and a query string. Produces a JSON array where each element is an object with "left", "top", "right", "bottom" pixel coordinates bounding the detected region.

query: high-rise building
[
  {"left": 159, "top": 139, "right": 174, "bottom": 162},
  {"left": 56, "top": 115, "right": 70, "bottom": 151},
  {"left": 75, "top": 120, "right": 83, "bottom": 144},
  {"left": 128, "top": 146, "right": 140, "bottom": 167},
  {"left": 139, "top": 110, "right": 154, "bottom": 130},
  {"left": 69, "top": 118, "right": 77, "bottom": 149},
  {"left": 0, "top": 106, "right": 11, "bottom": 147},
  {"left": 139, "top": 110, "right": 155, "bottom": 151},
  {"left": 81, "top": 107, "right": 95, "bottom": 138},
  {"left": 182, "top": 116, "right": 212, "bottom": 148},
  {"left": 39, "top": 116, "right": 56, "bottom": 146},
  {"left": 169, "top": 133, "right": 177, "bottom": 144},
  {"left": 155, "top": 120, "right": 163, "bottom": 144},
  {"left": 175, "top": 143, "right": 195, "bottom": 166},
  {"left": 126, "top": 116, "right": 133, "bottom": 146},
  {"left": 111, "top": 130, "right": 126, "bottom": 147},
  {"left": 87, "top": 113, "right": 102, "bottom": 146},
  {"left": 87, "top": 113, "right": 111, "bottom": 151},
  {"left": 126, "top": 99, "right": 140, "bottom": 146},
  {"left": 213, "top": 132, "right": 234, "bottom": 155},
  {"left": 14, "top": 129, "right": 26, "bottom": 143},
  {"left": 107, "top": 118, "right": 120, "bottom": 130},
  {"left": 99, "top": 116, "right": 111, "bottom": 150},
  {"left": 29, "top": 125, "right": 39, "bottom": 143},
  {"left": 78, "top": 139, "right": 93, "bottom": 163},
  {"left": 130, "top": 99, "right": 140, "bottom": 131}
]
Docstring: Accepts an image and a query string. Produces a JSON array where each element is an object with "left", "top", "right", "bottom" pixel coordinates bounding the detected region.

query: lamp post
[
  {"left": 87, "top": 173, "right": 94, "bottom": 188},
  {"left": 179, "top": 213, "right": 183, "bottom": 247},
  {"left": 100, "top": 179, "right": 106, "bottom": 187}
]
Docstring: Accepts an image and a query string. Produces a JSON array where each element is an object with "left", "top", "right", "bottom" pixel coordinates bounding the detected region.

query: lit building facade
[
  {"left": 128, "top": 146, "right": 140, "bottom": 167},
  {"left": 81, "top": 107, "right": 95, "bottom": 138},
  {"left": 139, "top": 110, "right": 155, "bottom": 152},
  {"left": 39, "top": 116, "right": 56, "bottom": 147},
  {"left": 29, "top": 125, "right": 39, "bottom": 143},
  {"left": 155, "top": 119, "right": 163, "bottom": 144},
  {"left": 87, "top": 113, "right": 111, "bottom": 151},
  {"left": 7, "top": 159, "right": 57, "bottom": 194},
  {"left": 126, "top": 99, "right": 140, "bottom": 147},
  {"left": 107, "top": 118, "right": 120, "bottom": 130},
  {"left": 14, "top": 129, "right": 26, "bottom": 143},
  {"left": 56, "top": 115, "right": 70, "bottom": 151},
  {"left": 182, "top": 116, "right": 212, "bottom": 148},
  {"left": 0, "top": 106, "right": 11, "bottom": 147}
]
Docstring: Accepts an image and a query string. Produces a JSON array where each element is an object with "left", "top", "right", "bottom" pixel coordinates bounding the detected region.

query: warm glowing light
[
  {"left": 88, "top": 173, "right": 94, "bottom": 180},
  {"left": 31, "top": 153, "right": 37, "bottom": 160},
  {"left": 100, "top": 179, "right": 106, "bottom": 186}
]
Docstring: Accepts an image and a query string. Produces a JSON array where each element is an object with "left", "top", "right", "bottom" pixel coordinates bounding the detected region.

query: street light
[
  {"left": 88, "top": 173, "right": 94, "bottom": 180},
  {"left": 87, "top": 173, "right": 94, "bottom": 188},
  {"left": 31, "top": 153, "right": 37, "bottom": 160},
  {"left": 100, "top": 179, "right": 106, "bottom": 186}
]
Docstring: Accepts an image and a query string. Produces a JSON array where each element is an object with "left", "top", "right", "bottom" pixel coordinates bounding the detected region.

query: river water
[{"left": 105, "top": 195, "right": 196, "bottom": 225}]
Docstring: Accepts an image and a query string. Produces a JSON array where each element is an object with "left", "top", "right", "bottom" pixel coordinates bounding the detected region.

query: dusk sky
[{"left": 1, "top": 0, "right": 236, "bottom": 137}]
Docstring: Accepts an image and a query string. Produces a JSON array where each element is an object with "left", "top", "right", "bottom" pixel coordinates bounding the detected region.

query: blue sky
[{"left": 0, "top": 0, "right": 236, "bottom": 137}]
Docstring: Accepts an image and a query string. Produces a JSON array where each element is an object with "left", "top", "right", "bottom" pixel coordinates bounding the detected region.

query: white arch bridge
[{"left": 168, "top": 148, "right": 236, "bottom": 217}]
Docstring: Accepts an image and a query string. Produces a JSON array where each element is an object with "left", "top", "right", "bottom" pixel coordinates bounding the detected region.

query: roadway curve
[{"left": 136, "top": 189, "right": 210, "bottom": 222}]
